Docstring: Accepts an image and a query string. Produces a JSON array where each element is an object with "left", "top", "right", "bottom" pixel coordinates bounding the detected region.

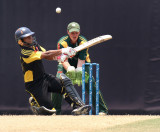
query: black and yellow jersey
[
  {"left": 57, "top": 35, "right": 91, "bottom": 68},
  {"left": 20, "top": 45, "right": 46, "bottom": 84}
]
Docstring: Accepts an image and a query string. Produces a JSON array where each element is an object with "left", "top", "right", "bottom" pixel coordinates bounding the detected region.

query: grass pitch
[
  {"left": 106, "top": 117, "right": 160, "bottom": 132},
  {"left": 0, "top": 115, "right": 159, "bottom": 132}
]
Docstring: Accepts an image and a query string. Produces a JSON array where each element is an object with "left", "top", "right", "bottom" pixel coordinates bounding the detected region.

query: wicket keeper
[{"left": 51, "top": 22, "right": 108, "bottom": 115}]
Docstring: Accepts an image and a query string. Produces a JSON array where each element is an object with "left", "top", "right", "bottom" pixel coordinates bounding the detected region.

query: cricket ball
[{"left": 56, "top": 7, "right": 61, "bottom": 14}]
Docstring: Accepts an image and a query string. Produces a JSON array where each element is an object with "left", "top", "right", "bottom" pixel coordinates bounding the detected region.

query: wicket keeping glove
[
  {"left": 85, "top": 72, "right": 89, "bottom": 83},
  {"left": 75, "top": 67, "right": 82, "bottom": 86},
  {"left": 65, "top": 66, "right": 76, "bottom": 85}
]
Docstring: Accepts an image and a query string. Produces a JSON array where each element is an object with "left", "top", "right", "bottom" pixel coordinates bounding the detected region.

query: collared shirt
[
  {"left": 20, "top": 45, "right": 46, "bottom": 83},
  {"left": 57, "top": 35, "right": 91, "bottom": 68}
]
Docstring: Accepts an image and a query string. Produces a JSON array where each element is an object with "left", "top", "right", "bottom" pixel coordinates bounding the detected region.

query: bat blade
[{"left": 75, "top": 35, "right": 112, "bottom": 52}]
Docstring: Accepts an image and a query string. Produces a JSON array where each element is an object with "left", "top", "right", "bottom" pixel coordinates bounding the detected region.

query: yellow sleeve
[
  {"left": 79, "top": 41, "right": 85, "bottom": 45},
  {"left": 40, "top": 46, "right": 46, "bottom": 52},
  {"left": 61, "top": 41, "right": 68, "bottom": 48},
  {"left": 22, "top": 51, "right": 42, "bottom": 64}
]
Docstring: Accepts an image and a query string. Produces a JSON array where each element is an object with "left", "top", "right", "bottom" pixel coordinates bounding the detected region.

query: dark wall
[{"left": 0, "top": 0, "right": 159, "bottom": 114}]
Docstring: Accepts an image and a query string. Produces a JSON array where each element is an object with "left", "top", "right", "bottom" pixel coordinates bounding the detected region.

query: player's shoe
[
  {"left": 31, "top": 106, "right": 56, "bottom": 115},
  {"left": 29, "top": 97, "right": 40, "bottom": 115},
  {"left": 29, "top": 97, "right": 56, "bottom": 115},
  {"left": 29, "top": 97, "right": 39, "bottom": 107},
  {"left": 71, "top": 105, "right": 91, "bottom": 115}
]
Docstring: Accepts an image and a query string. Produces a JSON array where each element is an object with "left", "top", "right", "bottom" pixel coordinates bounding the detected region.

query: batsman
[
  {"left": 15, "top": 27, "right": 91, "bottom": 115},
  {"left": 51, "top": 22, "right": 108, "bottom": 115}
]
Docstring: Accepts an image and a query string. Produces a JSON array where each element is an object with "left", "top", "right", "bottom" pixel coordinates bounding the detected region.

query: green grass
[{"left": 101, "top": 118, "right": 160, "bottom": 132}]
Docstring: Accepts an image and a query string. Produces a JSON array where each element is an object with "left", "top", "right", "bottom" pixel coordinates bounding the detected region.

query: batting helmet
[{"left": 15, "top": 27, "right": 35, "bottom": 46}]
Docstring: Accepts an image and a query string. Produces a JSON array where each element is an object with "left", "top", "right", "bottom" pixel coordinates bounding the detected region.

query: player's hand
[
  {"left": 75, "top": 67, "right": 89, "bottom": 86},
  {"left": 57, "top": 54, "right": 68, "bottom": 63},
  {"left": 75, "top": 67, "right": 82, "bottom": 72},
  {"left": 62, "top": 47, "right": 77, "bottom": 58},
  {"left": 75, "top": 67, "right": 82, "bottom": 86},
  {"left": 67, "top": 66, "right": 76, "bottom": 72}
]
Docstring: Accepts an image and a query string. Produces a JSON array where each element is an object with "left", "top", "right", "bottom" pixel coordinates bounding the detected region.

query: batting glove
[
  {"left": 62, "top": 47, "right": 77, "bottom": 58},
  {"left": 57, "top": 54, "right": 68, "bottom": 63}
]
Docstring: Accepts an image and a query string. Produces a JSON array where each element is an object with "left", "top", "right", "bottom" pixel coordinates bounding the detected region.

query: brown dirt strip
[{"left": 0, "top": 115, "right": 159, "bottom": 132}]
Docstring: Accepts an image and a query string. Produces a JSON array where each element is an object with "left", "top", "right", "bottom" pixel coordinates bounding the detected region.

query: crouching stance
[{"left": 15, "top": 27, "right": 91, "bottom": 115}]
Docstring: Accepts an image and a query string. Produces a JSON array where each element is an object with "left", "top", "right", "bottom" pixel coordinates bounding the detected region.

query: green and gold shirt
[{"left": 57, "top": 35, "right": 91, "bottom": 68}]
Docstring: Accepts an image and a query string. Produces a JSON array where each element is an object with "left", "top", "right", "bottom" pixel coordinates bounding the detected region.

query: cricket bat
[{"left": 74, "top": 35, "right": 112, "bottom": 52}]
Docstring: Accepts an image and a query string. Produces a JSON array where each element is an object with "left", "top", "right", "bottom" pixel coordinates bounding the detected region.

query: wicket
[{"left": 82, "top": 63, "right": 99, "bottom": 115}]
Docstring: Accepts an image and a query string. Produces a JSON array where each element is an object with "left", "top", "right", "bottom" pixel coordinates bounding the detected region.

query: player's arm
[
  {"left": 62, "top": 61, "right": 71, "bottom": 71},
  {"left": 61, "top": 58, "right": 76, "bottom": 72},
  {"left": 77, "top": 59, "right": 85, "bottom": 67},
  {"left": 41, "top": 47, "right": 76, "bottom": 61},
  {"left": 76, "top": 40, "right": 87, "bottom": 72},
  {"left": 61, "top": 56, "right": 85, "bottom": 76},
  {"left": 22, "top": 50, "right": 62, "bottom": 63},
  {"left": 75, "top": 49, "right": 86, "bottom": 86},
  {"left": 76, "top": 48, "right": 87, "bottom": 68},
  {"left": 41, "top": 49, "right": 62, "bottom": 60}
]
